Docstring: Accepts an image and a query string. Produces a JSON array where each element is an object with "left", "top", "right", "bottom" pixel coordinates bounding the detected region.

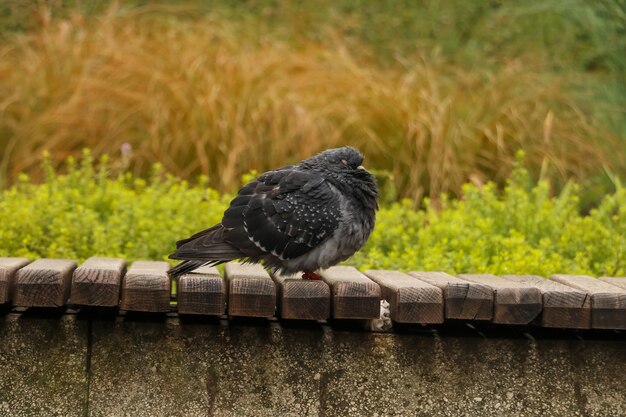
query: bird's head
[
  {"left": 300, "top": 146, "right": 365, "bottom": 172},
  {"left": 300, "top": 146, "right": 378, "bottom": 209}
]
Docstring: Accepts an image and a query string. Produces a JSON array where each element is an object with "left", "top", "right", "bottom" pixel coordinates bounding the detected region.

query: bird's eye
[{"left": 341, "top": 159, "right": 348, "bottom": 166}]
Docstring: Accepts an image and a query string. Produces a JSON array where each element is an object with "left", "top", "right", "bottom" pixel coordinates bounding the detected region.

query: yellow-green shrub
[
  {"left": 351, "top": 162, "right": 626, "bottom": 277},
  {"left": 1, "top": 152, "right": 624, "bottom": 277},
  {"left": 0, "top": 150, "right": 227, "bottom": 262}
]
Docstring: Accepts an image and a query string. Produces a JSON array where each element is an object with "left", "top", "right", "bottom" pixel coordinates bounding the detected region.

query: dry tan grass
[{"left": 0, "top": 5, "right": 622, "bottom": 201}]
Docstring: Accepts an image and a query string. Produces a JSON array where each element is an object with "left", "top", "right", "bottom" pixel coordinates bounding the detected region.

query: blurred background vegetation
[
  {"left": 0, "top": 0, "right": 624, "bottom": 207},
  {"left": 0, "top": 1, "right": 625, "bottom": 274}
]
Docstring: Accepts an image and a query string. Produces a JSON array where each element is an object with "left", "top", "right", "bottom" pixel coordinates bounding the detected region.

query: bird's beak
[{"left": 357, "top": 165, "right": 366, "bottom": 171}]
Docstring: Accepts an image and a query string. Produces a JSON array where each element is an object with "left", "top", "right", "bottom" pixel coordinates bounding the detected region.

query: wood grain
[
  {"left": 364, "top": 270, "right": 443, "bottom": 323},
  {"left": 120, "top": 261, "right": 170, "bottom": 312},
  {"left": 70, "top": 257, "right": 126, "bottom": 307},
  {"left": 0, "top": 258, "right": 30, "bottom": 304},
  {"left": 459, "top": 274, "right": 542, "bottom": 325},
  {"left": 551, "top": 274, "right": 626, "bottom": 330},
  {"left": 504, "top": 275, "right": 590, "bottom": 329},
  {"left": 224, "top": 263, "right": 276, "bottom": 317},
  {"left": 599, "top": 277, "right": 626, "bottom": 290},
  {"left": 409, "top": 271, "right": 493, "bottom": 320},
  {"left": 177, "top": 265, "right": 226, "bottom": 316},
  {"left": 270, "top": 272, "right": 330, "bottom": 320},
  {"left": 319, "top": 266, "right": 381, "bottom": 319},
  {"left": 13, "top": 259, "right": 77, "bottom": 307}
]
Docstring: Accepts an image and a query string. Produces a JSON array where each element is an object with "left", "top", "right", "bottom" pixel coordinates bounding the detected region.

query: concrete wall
[{"left": 0, "top": 313, "right": 625, "bottom": 417}]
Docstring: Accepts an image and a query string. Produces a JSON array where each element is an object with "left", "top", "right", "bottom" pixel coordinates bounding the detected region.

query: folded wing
[{"left": 169, "top": 167, "right": 341, "bottom": 269}]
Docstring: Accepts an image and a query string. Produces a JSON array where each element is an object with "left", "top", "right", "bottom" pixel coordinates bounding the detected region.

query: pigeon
[{"left": 168, "top": 146, "right": 378, "bottom": 279}]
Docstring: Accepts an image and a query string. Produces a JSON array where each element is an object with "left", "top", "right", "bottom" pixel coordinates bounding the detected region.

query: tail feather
[
  {"left": 168, "top": 225, "right": 244, "bottom": 277},
  {"left": 168, "top": 260, "right": 224, "bottom": 277},
  {"left": 175, "top": 224, "right": 222, "bottom": 249}
]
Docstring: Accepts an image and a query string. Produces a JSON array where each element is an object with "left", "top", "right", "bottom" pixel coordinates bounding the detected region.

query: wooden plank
[
  {"left": 459, "top": 274, "right": 542, "bottom": 325},
  {"left": 70, "top": 257, "right": 126, "bottom": 307},
  {"left": 224, "top": 262, "right": 275, "bottom": 317},
  {"left": 504, "top": 275, "right": 590, "bottom": 329},
  {"left": 599, "top": 277, "right": 626, "bottom": 290},
  {"left": 363, "top": 270, "right": 443, "bottom": 323},
  {"left": 551, "top": 274, "right": 626, "bottom": 330},
  {"left": 270, "top": 272, "right": 330, "bottom": 320},
  {"left": 319, "top": 266, "right": 381, "bottom": 319},
  {"left": 120, "top": 261, "right": 170, "bottom": 312},
  {"left": 408, "top": 271, "right": 493, "bottom": 320},
  {"left": 13, "top": 259, "right": 77, "bottom": 307},
  {"left": 0, "top": 258, "right": 30, "bottom": 304},
  {"left": 177, "top": 265, "right": 226, "bottom": 316}
]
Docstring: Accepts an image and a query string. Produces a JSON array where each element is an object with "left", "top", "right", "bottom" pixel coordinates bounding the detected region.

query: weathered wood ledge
[{"left": 1, "top": 256, "right": 625, "bottom": 330}]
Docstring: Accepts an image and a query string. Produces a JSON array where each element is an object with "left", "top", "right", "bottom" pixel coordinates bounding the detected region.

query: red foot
[{"left": 302, "top": 270, "right": 322, "bottom": 280}]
